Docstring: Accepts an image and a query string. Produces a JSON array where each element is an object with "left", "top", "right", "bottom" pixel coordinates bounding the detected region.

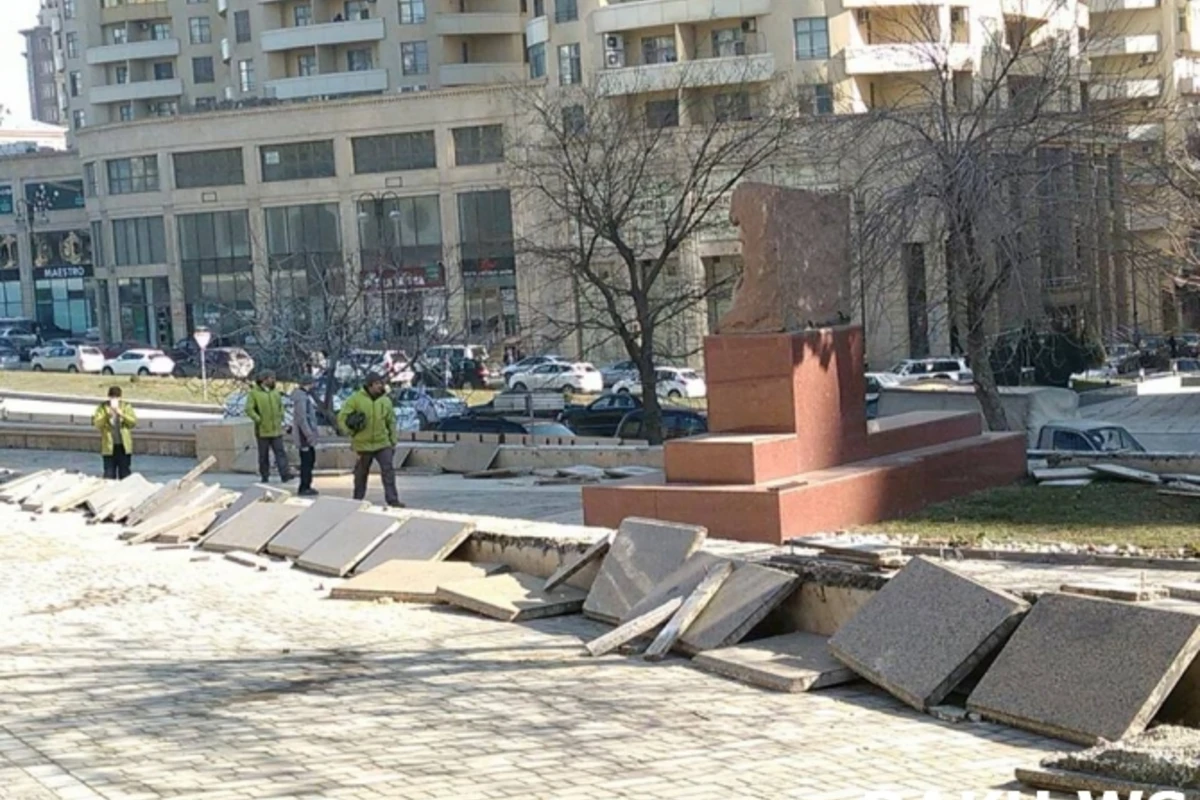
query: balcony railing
[
  {"left": 263, "top": 68, "right": 388, "bottom": 100},
  {"left": 593, "top": 0, "right": 771, "bottom": 34},
  {"left": 434, "top": 12, "right": 524, "bottom": 36},
  {"left": 843, "top": 42, "right": 973, "bottom": 75},
  {"left": 260, "top": 17, "right": 386, "bottom": 52},
  {"left": 85, "top": 37, "right": 180, "bottom": 65},
  {"left": 90, "top": 77, "right": 183, "bottom": 104}
]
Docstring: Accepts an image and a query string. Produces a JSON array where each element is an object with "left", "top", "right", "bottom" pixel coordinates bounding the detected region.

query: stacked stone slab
[
  {"left": 582, "top": 517, "right": 706, "bottom": 624},
  {"left": 436, "top": 572, "right": 587, "bottom": 621},
  {"left": 265, "top": 497, "right": 369, "bottom": 557},
  {"left": 353, "top": 517, "right": 475, "bottom": 573},
  {"left": 200, "top": 502, "right": 303, "bottom": 554},
  {"left": 693, "top": 632, "right": 858, "bottom": 692},
  {"left": 294, "top": 511, "right": 399, "bottom": 576},
  {"left": 331, "top": 561, "right": 509, "bottom": 602}
]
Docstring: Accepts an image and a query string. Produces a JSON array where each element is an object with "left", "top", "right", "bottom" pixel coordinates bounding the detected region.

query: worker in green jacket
[
  {"left": 245, "top": 370, "right": 293, "bottom": 484},
  {"left": 92, "top": 385, "right": 137, "bottom": 479},
  {"left": 337, "top": 372, "right": 403, "bottom": 507}
]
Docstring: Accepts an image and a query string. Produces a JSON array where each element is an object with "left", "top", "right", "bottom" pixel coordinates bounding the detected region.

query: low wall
[
  {"left": 0, "top": 388, "right": 222, "bottom": 415},
  {"left": 0, "top": 422, "right": 196, "bottom": 457},
  {"left": 878, "top": 385, "right": 1077, "bottom": 448}
]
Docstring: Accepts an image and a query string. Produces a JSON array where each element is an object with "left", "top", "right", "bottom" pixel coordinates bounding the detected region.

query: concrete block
[
  {"left": 442, "top": 441, "right": 499, "bottom": 474},
  {"left": 330, "top": 560, "right": 509, "bottom": 602},
  {"left": 830, "top": 557, "right": 1029, "bottom": 712},
  {"left": 1167, "top": 583, "right": 1200, "bottom": 602},
  {"left": 206, "top": 484, "right": 290, "bottom": 539},
  {"left": 693, "top": 632, "right": 858, "bottom": 692},
  {"left": 352, "top": 517, "right": 475, "bottom": 573},
  {"left": 437, "top": 572, "right": 586, "bottom": 622},
  {"left": 677, "top": 562, "right": 799, "bottom": 654},
  {"left": 967, "top": 593, "right": 1200, "bottom": 744},
  {"left": 1040, "top": 725, "right": 1200, "bottom": 790},
  {"left": 1090, "top": 464, "right": 1162, "bottom": 484},
  {"left": 295, "top": 511, "right": 400, "bottom": 577},
  {"left": 265, "top": 496, "right": 369, "bottom": 558},
  {"left": 582, "top": 516, "right": 706, "bottom": 624},
  {"left": 586, "top": 598, "right": 683, "bottom": 657},
  {"left": 200, "top": 502, "right": 304, "bottom": 553}
]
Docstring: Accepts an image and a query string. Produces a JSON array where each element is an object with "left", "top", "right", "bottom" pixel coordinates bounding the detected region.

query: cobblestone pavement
[{"left": 0, "top": 504, "right": 1064, "bottom": 800}]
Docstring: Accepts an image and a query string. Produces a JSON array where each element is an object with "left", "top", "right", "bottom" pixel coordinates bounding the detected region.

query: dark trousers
[
  {"left": 353, "top": 446, "right": 399, "bottom": 506},
  {"left": 298, "top": 446, "right": 316, "bottom": 492},
  {"left": 256, "top": 435, "right": 291, "bottom": 482},
  {"left": 103, "top": 443, "right": 132, "bottom": 480}
]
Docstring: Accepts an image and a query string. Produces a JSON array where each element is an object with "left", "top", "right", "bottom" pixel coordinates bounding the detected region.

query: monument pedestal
[{"left": 583, "top": 326, "right": 1025, "bottom": 544}]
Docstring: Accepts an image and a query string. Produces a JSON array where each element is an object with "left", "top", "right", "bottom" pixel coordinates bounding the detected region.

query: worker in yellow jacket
[
  {"left": 245, "top": 370, "right": 293, "bottom": 484},
  {"left": 92, "top": 386, "right": 137, "bottom": 479}
]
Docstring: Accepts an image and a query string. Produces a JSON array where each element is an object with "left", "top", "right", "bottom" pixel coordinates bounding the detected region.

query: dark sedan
[
  {"left": 615, "top": 408, "right": 707, "bottom": 441},
  {"left": 558, "top": 393, "right": 644, "bottom": 437}
]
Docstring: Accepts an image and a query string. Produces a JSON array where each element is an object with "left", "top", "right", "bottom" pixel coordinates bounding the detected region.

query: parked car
[
  {"left": 99, "top": 340, "right": 149, "bottom": 360},
  {"left": 1035, "top": 420, "right": 1145, "bottom": 453},
  {"left": 599, "top": 360, "right": 639, "bottom": 388},
  {"left": 615, "top": 408, "right": 708, "bottom": 441},
  {"left": 31, "top": 344, "right": 105, "bottom": 373},
  {"left": 391, "top": 386, "right": 468, "bottom": 426},
  {"left": 30, "top": 338, "right": 89, "bottom": 358},
  {"left": 888, "top": 357, "right": 973, "bottom": 383},
  {"left": 1173, "top": 358, "right": 1200, "bottom": 374},
  {"left": 0, "top": 325, "right": 41, "bottom": 357},
  {"left": 559, "top": 393, "right": 644, "bottom": 437},
  {"left": 502, "top": 354, "right": 567, "bottom": 383},
  {"left": 102, "top": 349, "right": 176, "bottom": 376},
  {"left": 422, "top": 344, "right": 489, "bottom": 366},
  {"left": 613, "top": 367, "right": 707, "bottom": 400},
  {"left": 0, "top": 341, "right": 20, "bottom": 370},
  {"left": 333, "top": 349, "right": 413, "bottom": 385},
  {"left": 433, "top": 415, "right": 576, "bottom": 437},
  {"left": 508, "top": 361, "right": 603, "bottom": 394},
  {"left": 172, "top": 344, "right": 254, "bottom": 379},
  {"left": 411, "top": 357, "right": 491, "bottom": 390}
]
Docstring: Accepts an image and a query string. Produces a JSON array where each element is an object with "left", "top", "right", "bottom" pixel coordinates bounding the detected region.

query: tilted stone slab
[
  {"left": 967, "top": 592, "right": 1200, "bottom": 744},
  {"left": 583, "top": 517, "right": 706, "bottom": 624},
  {"left": 437, "top": 572, "right": 586, "bottom": 622},
  {"left": 441, "top": 441, "right": 499, "bottom": 474},
  {"left": 352, "top": 517, "right": 475, "bottom": 573},
  {"left": 201, "top": 502, "right": 304, "bottom": 553},
  {"left": 205, "top": 484, "right": 290, "bottom": 539},
  {"left": 330, "top": 560, "right": 508, "bottom": 602},
  {"left": 693, "top": 632, "right": 858, "bottom": 693},
  {"left": 265, "top": 496, "right": 369, "bottom": 558},
  {"left": 830, "top": 557, "right": 1029, "bottom": 712},
  {"left": 295, "top": 511, "right": 400, "bottom": 577}
]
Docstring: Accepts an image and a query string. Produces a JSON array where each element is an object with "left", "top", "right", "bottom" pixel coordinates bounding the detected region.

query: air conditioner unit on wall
[
  {"left": 741, "top": 18, "right": 756, "bottom": 32},
  {"left": 605, "top": 50, "right": 625, "bottom": 68},
  {"left": 604, "top": 34, "right": 624, "bottom": 51}
]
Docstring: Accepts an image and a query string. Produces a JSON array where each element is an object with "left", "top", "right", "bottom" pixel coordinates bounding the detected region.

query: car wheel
[
  {"left": 137, "top": 367, "right": 150, "bottom": 376},
  {"left": 512, "top": 382, "right": 528, "bottom": 392},
  {"left": 67, "top": 365, "right": 77, "bottom": 373},
  {"left": 667, "top": 389, "right": 682, "bottom": 400},
  {"left": 32, "top": 364, "right": 42, "bottom": 372},
  {"left": 101, "top": 367, "right": 114, "bottom": 375}
]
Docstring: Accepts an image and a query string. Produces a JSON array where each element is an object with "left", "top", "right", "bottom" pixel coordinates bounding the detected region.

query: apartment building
[
  {"left": 0, "top": 0, "right": 1179, "bottom": 367},
  {"left": 21, "top": 5, "right": 61, "bottom": 126}
]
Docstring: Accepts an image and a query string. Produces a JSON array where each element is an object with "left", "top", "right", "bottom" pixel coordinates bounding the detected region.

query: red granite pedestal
[{"left": 582, "top": 326, "right": 1026, "bottom": 545}]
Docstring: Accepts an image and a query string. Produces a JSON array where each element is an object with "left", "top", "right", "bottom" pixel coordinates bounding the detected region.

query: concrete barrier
[
  {"left": 0, "top": 422, "right": 196, "bottom": 457},
  {"left": 0, "top": 388, "right": 223, "bottom": 415},
  {"left": 1037, "top": 449, "right": 1200, "bottom": 475}
]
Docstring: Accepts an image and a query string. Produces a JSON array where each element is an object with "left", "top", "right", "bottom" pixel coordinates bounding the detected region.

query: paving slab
[
  {"left": 1089, "top": 464, "right": 1162, "bottom": 484},
  {"left": 1061, "top": 581, "right": 1168, "bottom": 602},
  {"left": 967, "top": 592, "right": 1200, "bottom": 744},
  {"left": 330, "top": 560, "right": 508, "bottom": 602},
  {"left": 830, "top": 557, "right": 1029, "bottom": 712},
  {"left": 677, "top": 562, "right": 800, "bottom": 654},
  {"left": 352, "top": 517, "right": 475, "bottom": 573},
  {"left": 87, "top": 474, "right": 149, "bottom": 518},
  {"left": 1031, "top": 467, "right": 1096, "bottom": 481},
  {"left": 693, "top": 632, "right": 858, "bottom": 692},
  {"left": 1042, "top": 725, "right": 1200, "bottom": 790},
  {"left": 295, "top": 511, "right": 400, "bottom": 577},
  {"left": 582, "top": 516, "right": 706, "bottom": 624},
  {"left": 437, "top": 571, "right": 586, "bottom": 622},
  {"left": 206, "top": 484, "right": 290, "bottom": 538},
  {"left": 200, "top": 502, "right": 304, "bottom": 553},
  {"left": 265, "top": 496, "right": 369, "bottom": 558},
  {"left": 1040, "top": 478, "right": 1093, "bottom": 487},
  {"left": 1168, "top": 583, "right": 1200, "bottom": 602},
  {"left": 441, "top": 441, "right": 499, "bottom": 474},
  {"left": 1017, "top": 767, "right": 1200, "bottom": 800}
]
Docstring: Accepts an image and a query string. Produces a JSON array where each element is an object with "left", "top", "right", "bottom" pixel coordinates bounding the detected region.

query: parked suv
[
  {"left": 31, "top": 344, "right": 105, "bottom": 373},
  {"left": 888, "top": 357, "right": 973, "bottom": 383}
]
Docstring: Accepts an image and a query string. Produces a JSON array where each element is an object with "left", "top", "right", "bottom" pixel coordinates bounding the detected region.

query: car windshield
[
  {"left": 1085, "top": 427, "right": 1138, "bottom": 452},
  {"left": 526, "top": 422, "right": 575, "bottom": 437},
  {"left": 678, "top": 370, "right": 700, "bottom": 380},
  {"left": 81, "top": 347, "right": 101, "bottom": 355}
]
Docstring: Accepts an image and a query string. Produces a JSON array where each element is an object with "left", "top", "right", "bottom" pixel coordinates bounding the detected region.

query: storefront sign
[
  {"left": 0, "top": 185, "right": 12, "bottom": 215},
  {"left": 24, "top": 179, "right": 85, "bottom": 212},
  {"left": 32, "top": 229, "right": 92, "bottom": 269},
  {"left": 460, "top": 255, "right": 515, "bottom": 277},
  {"left": 362, "top": 263, "right": 445, "bottom": 290},
  {"left": 34, "top": 264, "right": 93, "bottom": 281}
]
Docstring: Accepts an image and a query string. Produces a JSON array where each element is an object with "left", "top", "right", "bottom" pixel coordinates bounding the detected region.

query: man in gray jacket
[{"left": 291, "top": 374, "right": 320, "bottom": 496}]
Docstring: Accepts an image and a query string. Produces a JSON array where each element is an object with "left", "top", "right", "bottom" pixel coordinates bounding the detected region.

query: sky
[{"left": 0, "top": 0, "right": 42, "bottom": 122}]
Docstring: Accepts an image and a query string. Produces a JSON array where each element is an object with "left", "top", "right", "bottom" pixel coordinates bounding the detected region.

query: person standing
[
  {"left": 246, "top": 370, "right": 293, "bottom": 484},
  {"left": 290, "top": 374, "right": 320, "bottom": 496},
  {"left": 92, "top": 386, "right": 137, "bottom": 479},
  {"left": 338, "top": 373, "right": 404, "bottom": 507}
]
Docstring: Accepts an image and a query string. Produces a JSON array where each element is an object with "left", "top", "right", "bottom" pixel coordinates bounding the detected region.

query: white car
[
  {"left": 888, "top": 357, "right": 973, "bottom": 384},
  {"left": 508, "top": 361, "right": 603, "bottom": 394},
  {"left": 613, "top": 367, "right": 707, "bottom": 400},
  {"left": 502, "top": 354, "right": 567, "bottom": 382},
  {"left": 31, "top": 344, "right": 106, "bottom": 373},
  {"left": 101, "top": 349, "right": 175, "bottom": 376}
]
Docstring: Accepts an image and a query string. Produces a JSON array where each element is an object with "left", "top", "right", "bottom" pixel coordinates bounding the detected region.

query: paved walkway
[{"left": 0, "top": 503, "right": 1064, "bottom": 800}]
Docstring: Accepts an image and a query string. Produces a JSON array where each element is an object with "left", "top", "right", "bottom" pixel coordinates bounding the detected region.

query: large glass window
[
  {"left": 112, "top": 217, "right": 167, "bottom": 266},
  {"left": 401, "top": 41, "right": 428, "bottom": 75},
  {"left": 234, "top": 10, "right": 251, "bottom": 42},
  {"left": 558, "top": 43, "right": 580, "bottom": 85},
  {"left": 457, "top": 189, "right": 515, "bottom": 277},
  {"left": 173, "top": 148, "right": 244, "bottom": 188},
  {"left": 189, "top": 16, "right": 211, "bottom": 44},
  {"left": 793, "top": 18, "right": 829, "bottom": 60},
  {"left": 118, "top": 277, "right": 172, "bottom": 346},
  {"left": 554, "top": 0, "right": 577, "bottom": 22},
  {"left": 452, "top": 125, "right": 504, "bottom": 166},
  {"left": 352, "top": 131, "right": 436, "bottom": 173},
  {"left": 529, "top": 43, "right": 546, "bottom": 78},
  {"left": 106, "top": 156, "right": 159, "bottom": 195},
  {"left": 0, "top": 275, "right": 22, "bottom": 318},
  {"left": 264, "top": 204, "right": 344, "bottom": 328},
  {"left": 193, "top": 56, "right": 214, "bottom": 83},
  {"left": 260, "top": 140, "right": 336, "bottom": 182},
  {"left": 357, "top": 194, "right": 443, "bottom": 286},
  {"left": 238, "top": 59, "right": 255, "bottom": 92},
  {"left": 178, "top": 210, "right": 253, "bottom": 337},
  {"left": 399, "top": 0, "right": 425, "bottom": 23}
]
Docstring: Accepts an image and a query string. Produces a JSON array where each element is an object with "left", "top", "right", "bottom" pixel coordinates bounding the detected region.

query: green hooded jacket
[
  {"left": 337, "top": 388, "right": 396, "bottom": 453},
  {"left": 91, "top": 400, "right": 137, "bottom": 455},
  {"left": 246, "top": 384, "right": 285, "bottom": 438}
]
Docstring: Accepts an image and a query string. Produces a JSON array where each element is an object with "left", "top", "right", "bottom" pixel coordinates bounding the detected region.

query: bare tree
[{"left": 506, "top": 65, "right": 803, "bottom": 443}]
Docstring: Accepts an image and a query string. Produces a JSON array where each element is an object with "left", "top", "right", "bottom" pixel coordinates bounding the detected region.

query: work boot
[
  {"left": 298, "top": 488, "right": 319, "bottom": 497},
  {"left": 387, "top": 501, "right": 406, "bottom": 509}
]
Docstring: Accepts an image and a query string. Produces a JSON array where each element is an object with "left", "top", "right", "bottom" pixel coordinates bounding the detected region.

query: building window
[
  {"left": 714, "top": 91, "right": 751, "bottom": 122},
  {"left": 151, "top": 101, "right": 178, "bottom": 117},
  {"left": 107, "top": 156, "right": 160, "bottom": 195},
  {"left": 108, "top": 26, "right": 127, "bottom": 45},
  {"left": 794, "top": 18, "right": 829, "bottom": 60},
  {"left": 297, "top": 54, "right": 317, "bottom": 76},
  {"left": 63, "top": 0, "right": 75, "bottom": 18},
  {"left": 458, "top": 190, "right": 518, "bottom": 338},
  {"left": 91, "top": 221, "right": 105, "bottom": 268},
  {"left": 84, "top": 163, "right": 98, "bottom": 197},
  {"left": 150, "top": 22, "right": 172, "bottom": 41},
  {"left": 264, "top": 204, "right": 344, "bottom": 315},
  {"left": 68, "top": 71, "right": 81, "bottom": 98},
  {"left": 153, "top": 62, "right": 174, "bottom": 80},
  {"left": 534, "top": 0, "right": 545, "bottom": 15},
  {"left": 189, "top": 17, "right": 211, "bottom": 44},
  {"left": 294, "top": 5, "right": 312, "bottom": 26},
  {"left": 118, "top": 104, "right": 133, "bottom": 121},
  {"left": 112, "top": 217, "right": 167, "bottom": 266},
  {"left": 453, "top": 125, "right": 504, "bottom": 166},
  {"left": 528, "top": 42, "right": 546, "bottom": 78},
  {"left": 813, "top": 83, "right": 834, "bottom": 114},
  {"left": 558, "top": 43, "right": 580, "bottom": 85},
  {"left": 399, "top": 0, "right": 425, "bottom": 23},
  {"left": 345, "top": 0, "right": 372, "bottom": 19},
  {"left": 260, "top": 140, "right": 336, "bottom": 182},
  {"left": 115, "top": 65, "right": 129, "bottom": 84},
  {"left": 65, "top": 33, "right": 78, "bottom": 59},
  {"left": 357, "top": 194, "right": 443, "bottom": 286},
  {"left": 194, "top": 97, "right": 216, "bottom": 111},
  {"left": 642, "top": 36, "right": 676, "bottom": 64},
  {"left": 174, "top": 148, "right": 245, "bottom": 189},
  {"left": 562, "top": 104, "right": 585, "bottom": 134},
  {"left": 178, "top": 210, "right": 254, "bottom": 339},
  {"left": 117, "top": 277, "right": 172, "bottom": 347},
  {"left": 348, "top": 48, "right": 373, "bottom": 71},
  {"left": 193, "top": 56, "right": 215, "bottom": 83},
  {"left": 72, "top": 110, "right": 86, "bottom": 129},
  {"left": 401, "top": 41, "right": 428, "bottom": 75},
  {"left": 646, "top": 98, "right": 679, "bottom": 128},
  {"left": 711, "top": 27, "right": 745, "bottom": 57},
  {"left": 234, "top": 10, "right": 251, "bottom": 42},
  {"left": 555, "top": 0, "right": 577, "bottom": 23},
  {"left": 352, "top": 131, "right": 436, "bottom": 173},
  {"left": 238, "top": 59, "right": 255, "bottom": 91}
]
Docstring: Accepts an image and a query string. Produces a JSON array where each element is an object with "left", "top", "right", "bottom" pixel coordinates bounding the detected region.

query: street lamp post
[{"left": 355, "top": 191, "right": 403, "bottom": 338}]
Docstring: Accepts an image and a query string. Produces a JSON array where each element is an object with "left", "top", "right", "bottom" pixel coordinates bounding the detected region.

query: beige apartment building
[{"left": 0, "top": 0, "right": 1186, "bottom": 367}]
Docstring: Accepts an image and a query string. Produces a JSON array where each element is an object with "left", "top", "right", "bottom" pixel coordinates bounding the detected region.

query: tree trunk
[
  {"left": 636, "top": 354, "right": 665, "bottom": 445},
  {"left": 965, "top": 299, "right": 1009, "bottom": 432}
]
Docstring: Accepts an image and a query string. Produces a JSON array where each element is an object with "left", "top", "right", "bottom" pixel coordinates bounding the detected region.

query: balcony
[
  {"left": 843, "top": 42, "right": 973, "bottom": 75},
  {"left": 435, "top": 12, "right": 524, "bottom": 36},
  {"left": 260, "top": 18, "right": 386, "bottom": 52},
  {"left": 90, "top": 77, "right": 183, "bottom": 104},
  {"left": 264, "top": 69, "right": 389, "bottom": 99},
  {"left": 1000, "top": 0, "right": 1056, "bottom": 18},
  {"left": 1127, "top": 122, "right": 1164, "bottom": 141},
  {"left": 86, "top": 37, "right": 181, "bottom": 65},
  {"left": 1092, "top": 33, "right": 1161, "bottom": 57},
  {"left": 1089, "top": 77, "right": 1162, "bottom": 100},
  {"left": 439, "top": 62, "right": 528, "bottom": 85},
  {"left": 592, "top": 0, "right": 771, "bottom": 34},
  {"left": 526, "top": 15, "right": 549, "bottom": 47},
  {"left": 1091, "top": 0, "right": 1159, "bottom": 11},
  {"left": 99, "top": 1, "right": 169, "bottom": 24},
  {"left": 597, "top": 52, "right": 775, "bottom": 95}
]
